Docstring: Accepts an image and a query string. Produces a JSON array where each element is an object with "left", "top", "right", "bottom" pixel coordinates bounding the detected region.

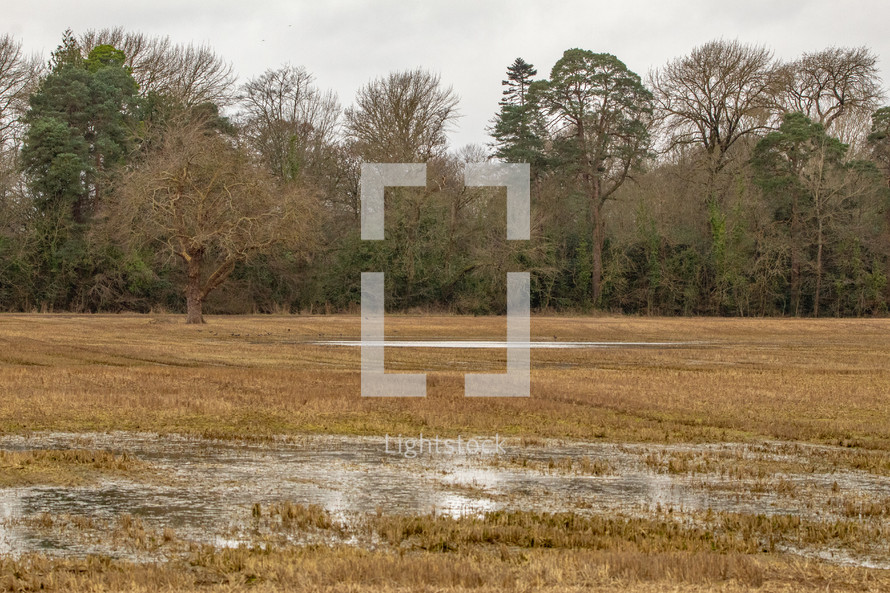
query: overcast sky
[{"left": 4, "top": 0, "right": 889, "bottom": 149}]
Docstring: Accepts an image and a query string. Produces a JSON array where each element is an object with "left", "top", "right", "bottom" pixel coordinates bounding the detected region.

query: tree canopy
[{"left": 0, "top": 30, "right": 888, "bottom": 319}]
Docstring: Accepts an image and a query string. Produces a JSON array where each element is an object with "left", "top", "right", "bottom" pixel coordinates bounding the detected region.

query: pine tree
[
  {"left": 17, "top": 32, "right": 140, "bottom": 309},
  {"left": 21, "top": 33, "right": 138, "bottom": 222},
  {"left": 489, "top": 58, "right": 545, "bottom": 166},
  {"left": 502, "top": 57, "right": 536, "bottom": 107}
]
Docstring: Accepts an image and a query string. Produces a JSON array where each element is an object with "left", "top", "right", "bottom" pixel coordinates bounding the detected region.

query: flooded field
[
  {"left": 0, "top": 316, "right": 888, "bottom": 591},
  {"left": 2, "top": 432, "right": 889, "bottom": 569}
]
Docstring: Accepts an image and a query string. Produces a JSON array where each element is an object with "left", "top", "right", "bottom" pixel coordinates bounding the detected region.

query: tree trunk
[
  {"left": 186, "top": 253, "right": 205, "bottom": 324},
  {"left": 790, "top": 192, "right": 801, "bottom": 316},
  {"left": 591, "top": 186, "right": 604, "bottom": 306},
  {"left": 885, "top": 187, "right": 890, "bottom": 304},
  {"left": 814, "top": 216, "right": 823, "bottom": 317}
]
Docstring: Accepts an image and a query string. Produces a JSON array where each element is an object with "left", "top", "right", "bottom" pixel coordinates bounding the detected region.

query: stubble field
[{"left": 0, "top": 314, "right": 889, "bottom": 592}]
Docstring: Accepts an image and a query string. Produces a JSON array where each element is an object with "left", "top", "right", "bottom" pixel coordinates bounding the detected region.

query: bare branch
[
  {"left": 649, "top": 39, "right": 780, "bottom": 170},
  {"left": 81, "top": 27, "right": 236, "bottom": 107},
  {"left": 777, "top": 46, "right": 884, "bottom": 132},
  {"left": 344, "top": 68, "right": 460, "bottom": 162}
]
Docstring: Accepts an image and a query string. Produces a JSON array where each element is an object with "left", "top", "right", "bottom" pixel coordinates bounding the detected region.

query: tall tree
[
  {"left": 649, "top": 40, "right": 779, "bottom": 312},
  {"left": 531, "top": 49, "right": 653, "bottom": 304},
  {"left": 340, "top": 69, "right": 460, "bottom": 306},
  {"left": 753, "top": 113, "right": 884, "bottom": 315},
  {"left": 490, "top": 58, "right": 545, "bottom": 166},
  {"left": 21, "top": 33, "right": 138, "bottom": 222}
]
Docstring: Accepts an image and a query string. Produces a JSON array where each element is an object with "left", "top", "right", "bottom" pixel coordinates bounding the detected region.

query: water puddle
[
  {"left": 312, "top": 340, "right": 706, "bottom": 349},
  {"left": 1, "top": 433, "right": 888, "bottom": 567}
]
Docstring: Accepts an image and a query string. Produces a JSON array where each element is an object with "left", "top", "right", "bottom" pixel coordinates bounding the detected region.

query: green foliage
[
  {"left": 20, "top": 118, "right": 88, "bottom": 212},
  {"left": 22, "top": 34, "right": 138, "bottom": 222},
  {"left": 868, "top": 106, "right": 890, "bottom": 185},
  {"left": 527, "top": 48, "right": 654, "bottom": 305},
  {"left": 49, "top": 29, "right": 82, "bottom": 71},
  {"left": 531, "top": 49, "right": 653, "bottom": 179},
  {"left": 1, "top": 38, "right": 889, "bottom": 317},
  {"left": 85, "top": 44, "right": 128, "bottom": 73},
  {"left": 830, "top": 239, "right": 887, "bottom": 315},
  {"left": 490, "top": 58, "right": 546, "bottom": 168},
  {"left": 752, "top": 113, "right": 846, "bottom": 193},
  {"left": 868, "top": 107, "right": 890, "bottom": 144},
  {"left": 751, "top": 113, "right": 887, "bottom": 315},
  {"left": 5, "top": 32, "right": 144, "bottom": 312}
]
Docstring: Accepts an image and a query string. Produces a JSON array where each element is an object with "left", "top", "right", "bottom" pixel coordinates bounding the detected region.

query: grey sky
[{"left": 5, "top": 0, "right": 889, "bottom": 149}]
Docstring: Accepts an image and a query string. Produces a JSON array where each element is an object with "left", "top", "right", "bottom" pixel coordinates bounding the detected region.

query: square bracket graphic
[{"left": 360, "top": 162, "right": 531, "bottom": 397}]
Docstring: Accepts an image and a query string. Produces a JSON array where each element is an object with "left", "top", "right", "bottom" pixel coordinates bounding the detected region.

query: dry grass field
[
  {"left": 1, "top": 313, "right": 889, "bottom": 592},
  {"left": 0, "top": 313, "right": 887, "bottom": 446},
  {"left": 4, "top": 505, "right": 890, "bottom": 592}
]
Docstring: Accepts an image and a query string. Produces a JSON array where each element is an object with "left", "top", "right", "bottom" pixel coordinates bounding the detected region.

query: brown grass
[
  {"left": 368, "top": 509, "right": 759, "bottom": 553},
  {"left": 2, "top": 314, "right": 889, "bottom": 590},
  {"left": 365, "top": 508, "right": 890, "bottom": 559},
  {"left": 3, "top": 507, "right": 890, "bottom": 592},
  {"left": 0, "top": 314, "right": 888, "bottom": 452},
  {"left": 260, "top": 501, "right": 338, "bottom": 531},
  {"left": 0, "top": 448, "right": 149, "bottom": 486}
]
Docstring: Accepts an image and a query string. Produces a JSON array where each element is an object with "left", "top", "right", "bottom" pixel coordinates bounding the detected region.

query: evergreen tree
[
  {"left": 753, "top": 113, "right": 885, "bottom": 315},
  {"left": 489, "top": 58, "right": 545, "bottom": 167},
  {"left": 502, "top": 57, "right": 535, "bottom": 106},
  {"left": 531, "top": 49, "right": 653, "bottom": 306},
  {"left": 16, "top": 31, "right": 140, "bottom": 310},
  {"left": 21, "top": 32, "right": 138, "bottom": 222}
]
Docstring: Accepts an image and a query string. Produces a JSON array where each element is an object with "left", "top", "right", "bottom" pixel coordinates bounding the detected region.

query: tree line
[{"left": 0, "top": 30, "right": 888, "bottom": 321}]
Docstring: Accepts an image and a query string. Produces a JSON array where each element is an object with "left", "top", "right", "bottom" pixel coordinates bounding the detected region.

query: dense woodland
[{"left": 0, "top": 29, "right": 888, "bottom": 321}]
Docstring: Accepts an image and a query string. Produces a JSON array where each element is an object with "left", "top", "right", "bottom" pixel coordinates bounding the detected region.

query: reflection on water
[
  {"left": 1, "top": 432, "right": 888, "bottom": 566},
  {"left": 312, "top": 340, "right": 706, "bottom": 349}
]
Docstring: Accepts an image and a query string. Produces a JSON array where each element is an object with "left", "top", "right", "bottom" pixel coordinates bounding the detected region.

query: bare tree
[
  {"left": 0, "top": 34, "right": 40, "bottom": 205},
  {"left": 0, "top": 34, "right": 40, "bottom": 148},
  {"left": 239, "top": 64, "right": 340, "bottom": 182},
  {"left": 81, "top": 28, "right": 236, "bottom": 107},
  {"left": 649, "top": 41, "right": 780, "bottom": 311},
  {"left": 778, "top": 46, "right": 884, "bottom": 133},
  {"left": 344, "top": 68, "right": 459, "bottom": 162},
  {"left": 113, "top": 114, "right": 319, "bottom": 323},
  {"left": 649, "top": 40, "right": 779, "bottom": 175}
]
